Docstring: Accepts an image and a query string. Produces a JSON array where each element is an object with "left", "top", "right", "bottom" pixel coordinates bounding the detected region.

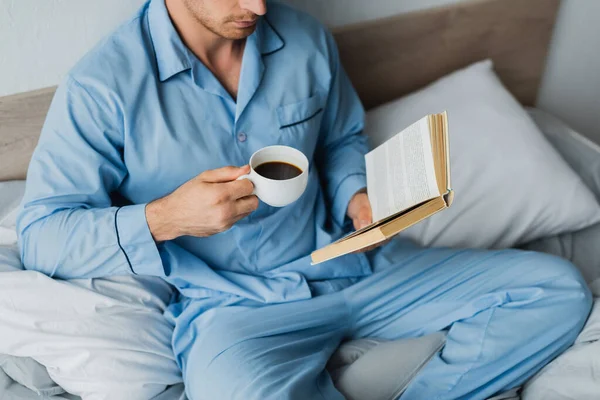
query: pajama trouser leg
[
  {"left": 345, "top": 240, "right": 592, "bottom": 400},
  {"left": 172, "top": 240, "right": 591, "bottom": 400},
  {"left": 171, "top": 293, "right": 350, "bottom": 400}
]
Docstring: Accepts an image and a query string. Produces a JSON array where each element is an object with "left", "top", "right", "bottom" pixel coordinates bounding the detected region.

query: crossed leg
[{"left": 173, "top": 240, "right": 592, "bottom": 400}]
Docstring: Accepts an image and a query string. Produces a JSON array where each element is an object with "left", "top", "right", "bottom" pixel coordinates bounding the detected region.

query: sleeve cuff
[
  {"left": 330, "top": 173, "right": 367, "bottom": 228},
  {"left": 115, "top": 204, "right": 164, "bottom": 276}
]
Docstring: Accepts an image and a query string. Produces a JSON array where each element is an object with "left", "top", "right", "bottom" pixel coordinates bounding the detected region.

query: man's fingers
[
  {"left": 234, "top": 195, "right": 259, "bottom": 216},
  {"left": 348, "top": 193, "right": 373, "bottom": 231},
  {"left": 353, "top": 208, "right": 373, "bottom": 230},
  {"left": 354, "top": 218, "right": 372, "bottom": 230},
  {"left": 358, "top": 205, "right": 372, "bottom": 225},
  {"left": 224, "top": 178, "right": 255, "bottom": 200},
  {"left": 353, "top": 219, "right": 363, "bottom": 231},
  {"left": 232, "top": 211, "right": 253, "bottom": 224},
  {"left": 200, "top": 165, "right": 250, "bottom": 183}
]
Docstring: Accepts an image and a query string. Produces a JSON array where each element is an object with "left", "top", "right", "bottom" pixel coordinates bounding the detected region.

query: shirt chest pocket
[{"left": 275, "top": 93, "right": 324, "bottom": 156}]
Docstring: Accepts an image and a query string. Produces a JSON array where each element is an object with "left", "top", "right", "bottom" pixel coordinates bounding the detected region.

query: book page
[{"left": 365, "top": 116, "right": 440, "bottom": 222}]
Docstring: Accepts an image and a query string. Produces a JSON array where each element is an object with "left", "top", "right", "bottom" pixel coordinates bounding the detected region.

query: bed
[{"left": 2, "top": 0, "right": 600, "bottom": 399}]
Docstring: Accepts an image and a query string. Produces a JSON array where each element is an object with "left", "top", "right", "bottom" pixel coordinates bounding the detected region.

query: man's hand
[
  {"left": 146, "top": 165, "right": 259, "bottom": 241},
  {"left": 347, "top": 190, "right": 372, "bottom": 231},
  {"left": 346, "top": 190, "right": 390, "bottom": 252}
]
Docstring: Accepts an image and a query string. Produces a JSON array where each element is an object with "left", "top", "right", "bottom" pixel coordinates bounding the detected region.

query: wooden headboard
[
  {"left": 334, "top": 0, "right": 561, "bottom": 110},
  {"left": 0, "top": 0, "right": 561, "bottom": 181}
]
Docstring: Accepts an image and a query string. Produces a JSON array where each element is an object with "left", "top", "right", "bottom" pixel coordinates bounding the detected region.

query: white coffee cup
[{"left": 237, "top": 145, "right": 309, "bottom": 207}]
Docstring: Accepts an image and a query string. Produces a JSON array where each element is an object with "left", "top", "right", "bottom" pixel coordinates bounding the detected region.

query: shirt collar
[
  {"left": 234, "top": 17, "right": 284, "bottom": 119},
  {"left": 148, "top": 0, "right": 192, "bottom": 82},
  {"left": 255, "top": 16, "right": 284, "bottom": 56},
  {"left": 148, "top": 0, "right": 284, "bottom": 83}
]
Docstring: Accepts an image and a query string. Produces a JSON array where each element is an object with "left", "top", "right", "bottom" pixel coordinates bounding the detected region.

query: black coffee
[{"left": 255, "top": 161, "right": 302, "bottom": 180}]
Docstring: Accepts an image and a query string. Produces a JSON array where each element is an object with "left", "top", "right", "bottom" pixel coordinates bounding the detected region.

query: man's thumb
[
  {"left": 356, "top": 208, "right": 372, "bottom": 229},
  {"left": 357, "top": 219, "right": 371, "bottom": 229}
]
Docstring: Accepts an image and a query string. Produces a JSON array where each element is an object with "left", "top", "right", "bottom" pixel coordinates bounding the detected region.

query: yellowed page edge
[
  {"left": 429, "top": 114, "right": 446, "bottom": 196},
  {"left": 436, "top": 114, "right": 445, "bottom": 191},
  {"left": 442, "top": 111, "right": 451, "bottom": 192}
]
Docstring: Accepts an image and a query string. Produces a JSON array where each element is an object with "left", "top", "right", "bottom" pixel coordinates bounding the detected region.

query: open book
[{"left": 311, "top": 112, "right": 453, "bottom": 264}]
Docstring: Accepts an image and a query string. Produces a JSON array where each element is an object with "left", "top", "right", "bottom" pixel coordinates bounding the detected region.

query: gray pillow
[
  {"left": 521, "top": 223, "right": 600, "bottom": 295},
  {"left": 521, "top": 109, "right": 600, "bottom": 295},
  {"left": 526, "top": 108, "right": 600, "bottom": 202}
]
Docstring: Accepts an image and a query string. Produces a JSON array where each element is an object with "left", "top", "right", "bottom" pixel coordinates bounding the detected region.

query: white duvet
[{"left": 0, "top": 244, "right": 182, "bottom": 400}]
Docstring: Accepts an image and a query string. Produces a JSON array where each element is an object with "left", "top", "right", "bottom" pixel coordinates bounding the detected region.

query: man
[{"left": 17, "top": 0, "right": 591, "bottom": 399}]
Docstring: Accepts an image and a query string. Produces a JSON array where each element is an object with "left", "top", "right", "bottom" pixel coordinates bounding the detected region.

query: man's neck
[{"left": 165, "top": 0, "right": 245, "bottom": 68}]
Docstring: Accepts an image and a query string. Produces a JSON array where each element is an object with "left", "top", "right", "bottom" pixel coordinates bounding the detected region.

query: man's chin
[{"left": 222, "top": 26, "right": 257, "bottom": 40}]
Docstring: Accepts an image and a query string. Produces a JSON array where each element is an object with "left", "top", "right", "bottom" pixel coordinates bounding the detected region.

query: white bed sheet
[{"left": 522, "top": 296, "right": 600, "bottom": 399}]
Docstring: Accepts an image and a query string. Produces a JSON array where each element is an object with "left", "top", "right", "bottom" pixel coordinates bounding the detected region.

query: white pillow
[
  {"left": 0, "top": 180, "right": 25, "bottom": 245},
  {"left": 366, "top": 60, "right": 600, "bottom": 249}
]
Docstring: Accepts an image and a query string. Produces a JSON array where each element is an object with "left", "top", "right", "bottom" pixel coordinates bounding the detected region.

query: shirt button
[{"left": 237, "top": 132, "right": 247, "bottom": 142}]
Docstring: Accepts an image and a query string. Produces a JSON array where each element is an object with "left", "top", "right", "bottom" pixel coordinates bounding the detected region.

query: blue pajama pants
[{"left": 169, "top": 240, "right": 592, "bottom": 400}]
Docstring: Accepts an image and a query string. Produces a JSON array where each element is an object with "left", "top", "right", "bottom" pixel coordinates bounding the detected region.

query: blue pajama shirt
[{"left": 17, "top": 1, "right": 592, "bottom": 399}]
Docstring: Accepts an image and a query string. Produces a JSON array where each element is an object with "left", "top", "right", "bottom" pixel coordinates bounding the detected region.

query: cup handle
[{"left": 236, "top": 174, "right": 257, "bottom": 195}]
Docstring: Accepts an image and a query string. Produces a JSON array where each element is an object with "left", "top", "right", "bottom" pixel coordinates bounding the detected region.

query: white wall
[
  {"left": 1, "top": 0, "right": 598, "bottom": 142},
  {"left": 0, "top": 0, "right": 144, "bottom": 95}
]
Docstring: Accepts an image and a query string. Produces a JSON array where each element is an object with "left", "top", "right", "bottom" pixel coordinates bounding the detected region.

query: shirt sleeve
[
  {"left": 315, "top": 29, "right": 369, "bottom": 228},
  {"left": 16, "top": 76, "right": 164, "bottom": 279}
]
